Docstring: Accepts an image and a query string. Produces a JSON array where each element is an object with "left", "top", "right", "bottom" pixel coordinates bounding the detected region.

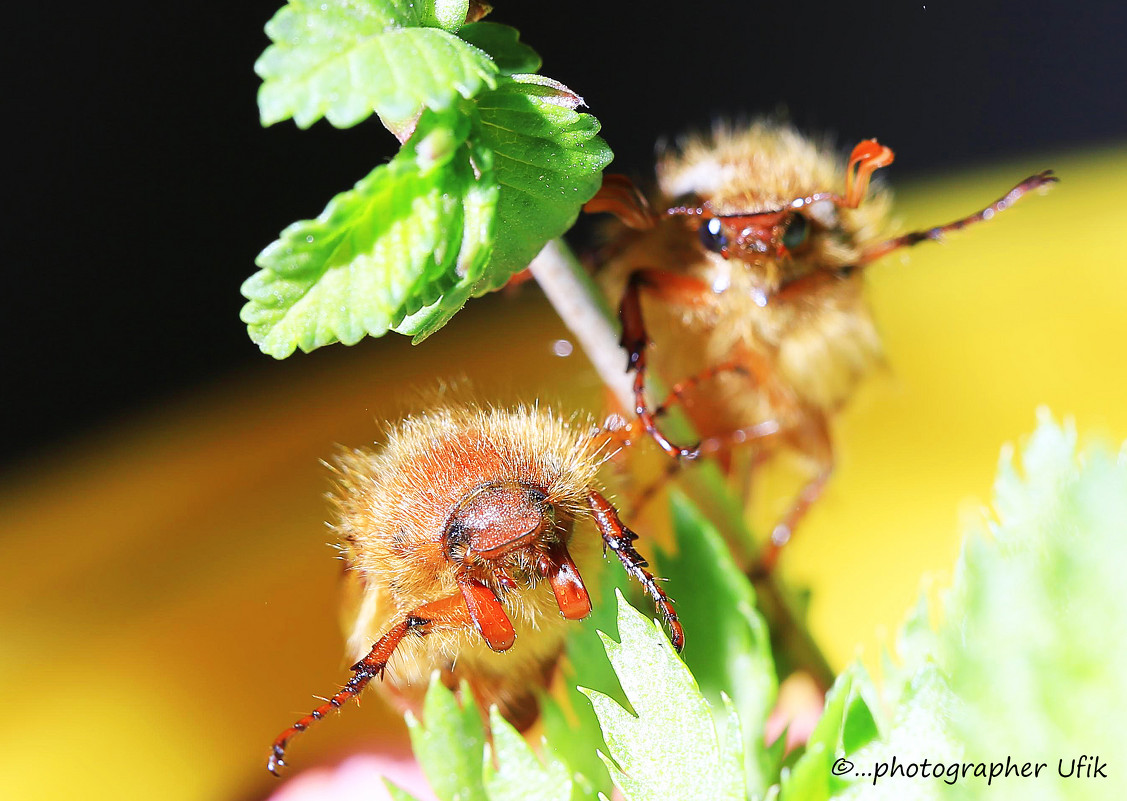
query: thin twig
[{"left": 528, "top": 239, "right": 634, "bottom": 412}]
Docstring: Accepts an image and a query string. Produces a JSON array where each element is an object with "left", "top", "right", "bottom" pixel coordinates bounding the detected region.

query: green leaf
[
  {"left": 247, "top": 71, "right": 612, "bottom": 351},
  {"left": 539, "top": 561, "right": 631, "bottom": 800},
  {"left": 406, "top": 675, "right": 488, "bottom": 801},
  {"left": 459, "top": 22, "right": 542, "bottom": 74},
  {"left": 256, "top": 0, "right": 498, "bottom": 129},
  {"left": 580, "top": 590, "right": 745, "bottom": 801},
  {"left": 779, "top": 665, "right": 881, "bottom": 801},
  {"left": 392, "top": 77, "right": 612, "bottom": 342},
  {"left": 782, "top": 742, "right": 831, "bottom": 801},
  {"left": 389, "top": 132, "right": 499, "bottom": 342},
  {"left": 424, "top": 0, "right": 470, "bottom": 32},
  {"left": 383, "top": 779, "right": 425, "bottom": 801},
  {"left": 839, "top": 683, "right": 879, "bottom": 757},
  {"left": 829, "top": 413, "right": 1127, "bottom": 800},
  {"left": 655, "top": 492, "right": 777, "bottom": 797},
  {"left": 241, "top": 109, "right": 498, "bottom": 357},
  {"left": 484, "top": 708, "right": 573, "bottom": 801},
  {"left": 473, "top": 77, "right": 612, "bottom": 294}
]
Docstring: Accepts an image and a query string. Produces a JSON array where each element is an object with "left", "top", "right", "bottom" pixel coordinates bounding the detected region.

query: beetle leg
[
  {"left": 756, "top": 463, "right": 833, "bottom": 575},
  {"left": 458, "top": 579, "right": 517, "bottom": 651},
  {"left": 696, "top": 419, "right": 783, "bottom": 456},
  {"left": 861, "top": 170, "right": 1057, "bottom": 263},
  {"left": 754, "top": 416, "right": 834, "bottom": 575},
  {"left": 652, "top": 359, "right": 752, "bottom": 418},
  {"left": 267, "top": 589, "right": 499, "bottom": 775},
  {"left": 627, "top": 419, "right": 783, "bottom": 517},
  {"left": 619, "top": 269, "right": 713, "bottom": 460},
  {"left": 587, "top": 490, "right": 684, "bottom": 651}
]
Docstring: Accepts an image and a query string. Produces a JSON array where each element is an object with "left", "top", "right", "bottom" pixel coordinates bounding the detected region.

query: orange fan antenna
[{"left": 843, "top": 139, "right": 895, "bottom": 208}]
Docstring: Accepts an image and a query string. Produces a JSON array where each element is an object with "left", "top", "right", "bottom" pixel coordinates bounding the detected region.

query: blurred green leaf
[
  {"left": 383, "top": 779, "right": 425, "bottom": 801},
  {"left": 406, "top": 676, "right": 488, "bottom": 801},
  {"left": 938, "top": 414, "right": 1127, "bottom": 800},
  {"left": 830, "top": 412, "right": 1127, "bottom": 800},
  {"left": 459, "top": 22, "right": 542, "bottom": 74},
  {"left": 256, "top": 0, "right": 498, "bottom": 129},
  {"left": 656, "top": 492, "right": 777, "bottom": 797},
  {"left": 484, "top": 707, "right": 573, "bottom": 801},
  {"left": 581, "top": 590, "right": 745, "bottom": 801}
]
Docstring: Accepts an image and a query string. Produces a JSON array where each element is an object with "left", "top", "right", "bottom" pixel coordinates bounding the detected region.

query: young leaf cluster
[{"left": 242, "top": 0, "right": 611, "bottom": 357}]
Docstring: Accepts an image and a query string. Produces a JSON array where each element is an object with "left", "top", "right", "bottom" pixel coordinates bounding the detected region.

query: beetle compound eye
[
  {"left": 699, "top": 217, "right": 728, "bottom": 254},
  {"left": 781, "top": 213, "right": 809, "bottom": 252}
]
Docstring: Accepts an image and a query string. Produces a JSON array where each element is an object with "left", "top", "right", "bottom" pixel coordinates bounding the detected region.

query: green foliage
[
  {"left": 244, "top": 0, "right": 610, "bottom": 357},
  {"left": 241, "top": 110, "right": 497, "bottom": 357},
  {"left": 581, "top": 590, "right": 747, "bottom": 801},
  {"left": 406, "top": 675, "right": 489, "bottom": 801},
  {"left": 256, "top": 0, "right": 498, "bottom": 130},
  {"left": 484, "top": 708, "right": 573, "bottom": 801},
  {"left": 779, "top": 664, "right": 882, "bottom": 801},
  {"left": 656, "top": 492, "right": 778, "bottom": 797},
  {"left": 832, "top": 413, "right": 1127, "bottom": 800}
]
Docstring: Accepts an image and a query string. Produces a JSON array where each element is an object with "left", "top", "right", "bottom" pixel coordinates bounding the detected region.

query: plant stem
[
  {"left": 530, "top": 236, "right": 836, "bottom": 689},
  {"left": 528, "top": 239, "right": 634, "bottom": 412},
  {"left": 753, "top": 575, "right": 836, "bottom": 689}
]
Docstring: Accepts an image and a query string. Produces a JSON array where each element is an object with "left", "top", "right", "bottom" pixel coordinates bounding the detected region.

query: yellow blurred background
[{"left": 2, "top": 148, "right": 1125, "bottom": 800}]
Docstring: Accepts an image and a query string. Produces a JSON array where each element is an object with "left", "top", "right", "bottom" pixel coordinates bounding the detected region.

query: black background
[{"left": 6, "top": 1, "right": 1125, "bottom": 466}]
